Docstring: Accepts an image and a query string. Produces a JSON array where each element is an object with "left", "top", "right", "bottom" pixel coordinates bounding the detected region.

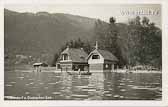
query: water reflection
[{"left": 4, "top": 71, "right": 162, "bottom": 100}]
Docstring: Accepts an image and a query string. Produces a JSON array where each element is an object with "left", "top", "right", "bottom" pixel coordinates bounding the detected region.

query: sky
[{"left": 5, "top": 4, "right": 161, "bottom": 28}]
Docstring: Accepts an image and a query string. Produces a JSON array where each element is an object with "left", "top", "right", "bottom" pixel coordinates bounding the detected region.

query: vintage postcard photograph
[
  {"left": 4, "top": 3, "right": 162, "bottom": 100},
  {"left": 1, "top": 0, "right": 168, "bottom": 106}
]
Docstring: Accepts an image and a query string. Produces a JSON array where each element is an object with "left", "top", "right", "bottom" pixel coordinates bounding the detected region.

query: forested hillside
[{"left": 4, "top": 9, "right": 161, "bottom": 68}]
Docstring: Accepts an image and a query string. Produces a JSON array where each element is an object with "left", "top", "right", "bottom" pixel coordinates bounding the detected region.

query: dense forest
[
  {"left": 5, "top": 9, "right": 162, "bottom": 68},
  {"left": 55, "top": 16, "right": 161, "bottom": 68},
  {"left": 93, "top": 16, "right": 161, "bottom": 68}
]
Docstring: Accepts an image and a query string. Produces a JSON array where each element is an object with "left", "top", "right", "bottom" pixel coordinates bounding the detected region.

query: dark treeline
[
  {"left": 126, "top": 16, "right": 161, "bottom": 68},
  {"left": 53, "top": 16, "right": 162, "bottom": 69},
  {"left": 92, "top": 16, "right": 161, "bottom": 68}
]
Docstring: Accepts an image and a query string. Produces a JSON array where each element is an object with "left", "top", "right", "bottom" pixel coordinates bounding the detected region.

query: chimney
[
  {"left": 66, "top": 45, "right": 69, "bottom": 50},
  {"left": 95, "top": 41, "right": 98, "bottom": 49}
]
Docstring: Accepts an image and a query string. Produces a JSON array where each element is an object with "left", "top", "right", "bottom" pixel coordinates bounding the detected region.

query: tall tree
[{"left": 127, "top": 16, "right": 161, "bottom": 68}]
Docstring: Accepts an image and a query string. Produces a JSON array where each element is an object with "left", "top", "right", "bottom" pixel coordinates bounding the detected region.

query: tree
[
  {"left": 142, "top": 17, "right": 150, "bottom": 27},
  {"left": 93, "top": 17, "right": 126, "bottom": 66},
  {"left": 128, "top": 16, "right": 141, "bottom": 25},
  {"left": 135, "top": 16, "right": 141, "bottom": 25},
  {"left": 51, "top": 53, "right": 59, "bottom": 66},
  {"left": 109, "top": 17, "right": 116, "bottom": 24}
]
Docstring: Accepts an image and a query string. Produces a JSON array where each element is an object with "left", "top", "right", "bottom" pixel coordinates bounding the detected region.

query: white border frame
[{"left": 0, "top": 0, "right": 168, "bottom": 107}]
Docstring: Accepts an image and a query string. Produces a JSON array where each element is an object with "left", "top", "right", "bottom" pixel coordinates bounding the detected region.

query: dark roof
[
  {"left": 88, "top": 49, "right": 118, "bottom": 61},
  {"left": 61, "top": 48, "right": 88, "bottom": 63}
]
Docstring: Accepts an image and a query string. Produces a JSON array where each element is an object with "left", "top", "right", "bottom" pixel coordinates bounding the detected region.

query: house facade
[
  {"left": 87, "top": 49, "right": 118, "bottom": 71},
  {"left": 87, "top": 42, "right": 118, "bottom": 71},
  {"left": 56, "top": 46, "right": 88, "bottom": 71}
]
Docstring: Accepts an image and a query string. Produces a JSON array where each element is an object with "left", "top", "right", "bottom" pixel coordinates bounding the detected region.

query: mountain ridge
[{"left": 4, "top": 9, "right": 97, "bottom": 55}]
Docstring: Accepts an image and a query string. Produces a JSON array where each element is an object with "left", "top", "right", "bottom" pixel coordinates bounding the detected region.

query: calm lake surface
[{"left": 4, "top": 70, "right": 162, "bottom": 100}]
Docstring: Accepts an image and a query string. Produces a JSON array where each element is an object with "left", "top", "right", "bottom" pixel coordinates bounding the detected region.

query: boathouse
[
  {"left": 87, "top": 42, "right": 118, "bottom": 71},
  {"left": 56, "top": 46, "right": 88, "bottom": 71}
]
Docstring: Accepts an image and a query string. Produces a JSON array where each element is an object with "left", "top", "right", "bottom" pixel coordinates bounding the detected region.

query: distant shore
[
  {"left": 112, "top": 69, "right": 161, "bottom": 74},
  {"left": 5, "top": 64, "right": 161, "bottom": 74}
]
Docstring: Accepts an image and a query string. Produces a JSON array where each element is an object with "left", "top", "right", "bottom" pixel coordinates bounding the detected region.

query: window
[
  {"left": 92, "top": 54, "right": 100, "bottom": 59},
  {"left": 105, "top": 64, "right": 108, "bottom": 68},
  {"left": 62, "top": 54, "right": 68, "bottom": 60}
]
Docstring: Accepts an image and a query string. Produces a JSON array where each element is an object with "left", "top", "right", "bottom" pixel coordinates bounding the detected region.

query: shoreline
[
  {"left": 7, "top": 69, "right": 162, "bottom": 74},
  {"left": 5, "top": 65, "right": 162, "bottom": 74}
]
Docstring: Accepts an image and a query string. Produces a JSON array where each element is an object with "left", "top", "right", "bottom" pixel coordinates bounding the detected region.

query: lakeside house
[
  {"left": 56, "top": 42, "right": 118, "bottom": 72},
  {"left": 56, "top": 46, "right": 88, "bottom": 71},
  {"left": 87, "top": 42, "right": 118, "bottom": 71}
]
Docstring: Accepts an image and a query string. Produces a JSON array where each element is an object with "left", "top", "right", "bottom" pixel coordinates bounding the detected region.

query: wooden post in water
[
  {"left": 66, "top": 67, "right": 67, "bottom": 72},
  {"left": 111, "top": 64, "right": 114, "bottom": 72},
  {"left": 39, "top": 66, "right": 41, "bottom": 72}
]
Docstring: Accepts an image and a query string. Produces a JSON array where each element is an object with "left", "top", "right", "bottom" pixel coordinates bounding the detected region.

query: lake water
[{"left": 4, "top": 71, "right": 162, "bottom": 100}]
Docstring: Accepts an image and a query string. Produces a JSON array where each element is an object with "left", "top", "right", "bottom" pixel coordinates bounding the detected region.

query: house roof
[
  {"left": 61, "top": 48, "right": 88, "bottom": 63},
  {"left": 33, "top": 63, "right": 43, "bottom": 66},
  {"left": 33, "top": 62, "right": 48, "bottom": 66},
  {"left": 88, "top": 49, "right": 118, "bottom": 61}
]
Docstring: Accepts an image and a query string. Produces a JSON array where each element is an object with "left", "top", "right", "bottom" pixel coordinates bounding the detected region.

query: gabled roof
[
  {"left": 88, "top": 49, "right": 118, "bottom": 61},
  {"left": 61, "top": 48, "right": 88, "bottom": 63}
]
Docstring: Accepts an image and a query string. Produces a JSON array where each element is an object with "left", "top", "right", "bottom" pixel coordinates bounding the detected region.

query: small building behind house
[
  {"left": 56, "top": 46, "right": 88, "bottom": 71},
  {"left": 33, "top": 63, "right": 42, "bottom": 72},
  {"left": 33, "top": 62, "right": 48, "bottom": 72},
  {"left": 87, "top": 42, "right": 118, "bottom": 72},
  {"left": 33, "top": 62, "right": 48, "bottom": 67}
]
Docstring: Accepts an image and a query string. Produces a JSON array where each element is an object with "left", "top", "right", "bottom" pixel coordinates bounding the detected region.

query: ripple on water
[
  {"left": 105, "top": 94, "right": 112, "bottom": 97},
  {"left": 88, "top": 84, "right": 95, "bottom": 87},
  {"left": 48, "top": 83, "right": 56, "bottom": 85},
  {"left": 75, "top": 86, "right": 88, "bottom": 89},
  {"left": 129, "top": 80, "right": 134, "bottom": 83},
  {"left": 17, "top": 77, "right": 24, "bottom": 79},
  {"left": 120, "top": 89, "right": 126, "bottom": 92},
  {"left": 10, "top": 82, "right": 16, "bottom": 84},
  {"left": 128, "top": 84, "right": 134, "bottom": 87},
  {"left": 113, "top": 95, "right": 120, "bottom": 98},
  {"left": 117, "top": 86, "right": 122, "bottom": 88},
  {"left": 25, "top": 84, "right": 29, "bottom": 86},
  {"left": 52, "top": 92, "right": 61, "bottom": 95},
  {"left": 39, "top": 82, "right": 44, "bottom": 85},
  {"left": 71, "top": 94, "right": 88, "bottom": 98},
  {"left": 126, "top": 79, "right": 130, "bottom": 81},
  {"left": 5, "top": 84, "right": 13, "bottom": 87},
  {"left": 44, "top": 87, "right": 48, "bottom": 89},
  {"left": 103, "top": 90, "right": 110, "bottom": 94},
  {"left": 32, "top": 87, "right": 37, "bottom": 89},
  {"left": 65, "top": 96, "right": 71, "bottom": 99},
  {"left": 25, "top": 92, "right": 30, "bottom": 94},
  {"left": 53, "top": 75, "right": 61, "bottom": 77},
  {"left": 87, "top": 89, "right": 96, "bottom": 92},
  {"left": 131, "top": 86, "right": 159, "bottom": 91},
  {"left": 119, "top": 96, "right": 124, "bottom": 98},
  {"left": 83, "top": 87, "right": 95, "bottom": 90},
  {"left": 119, "top": 83, "right": 125, "bottom": 86},
  {"left": 108, "top": 88, "right": 113, "bottom": 91},
  {"left": 29, "top": 82, "right": 34, "bottom": 85},
  {"left": 81, "top": 89, "right": 89, "bottom": 92}
]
